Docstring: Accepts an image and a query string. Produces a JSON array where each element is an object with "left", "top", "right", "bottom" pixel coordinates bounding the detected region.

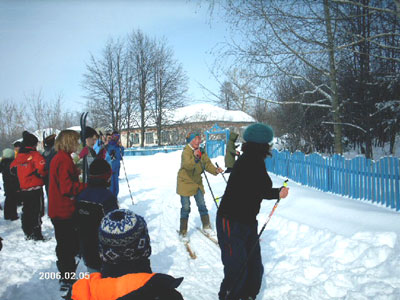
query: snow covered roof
[
  {"left": 66, "top": 126, "right": 81, "bottom": 132},
  {"left": 169, "top": 103, "right": 255, "bottom": 123}
]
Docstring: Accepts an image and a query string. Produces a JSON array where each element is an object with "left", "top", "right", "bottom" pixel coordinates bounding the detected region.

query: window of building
[
  {"left": 145, "top": 132, "right": 154, "bottom": 144},
  {"left": 161, "top": 130, "right": 170, "bottom": 144},
  {"left": 130, "top": 133, "right": 140, "bottom": 145}
]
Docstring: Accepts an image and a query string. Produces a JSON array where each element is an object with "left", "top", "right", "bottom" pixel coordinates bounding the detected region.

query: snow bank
[{"left": 0, "top": 150, "right": 399, "bottom": 299}]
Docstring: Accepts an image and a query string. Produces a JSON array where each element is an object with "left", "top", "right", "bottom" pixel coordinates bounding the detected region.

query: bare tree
[
  {"left": 127, "top": 30, "right": 155, "bottom": 147},
  {"left": 208, "top": 0, "right": 400, "bottom": 155},
  {"left": 0, "top": 100, "right": 26, "bottom": 150},
  {"left": 150, "top": 39, "right": 187, "bottom": 145},
  {"left": 83, "top": 38, "right": 126, "bottom": 131},
  {"left": 25, "top": 89, "right": 45, "bottom": 133},
  {"left": 218, "top": 81, "right": 237, "bottom": 110}
]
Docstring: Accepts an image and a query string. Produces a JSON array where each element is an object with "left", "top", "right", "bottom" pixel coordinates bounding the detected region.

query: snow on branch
[{"left": 322, "top": 121, "right": 367, "bottom": 133}]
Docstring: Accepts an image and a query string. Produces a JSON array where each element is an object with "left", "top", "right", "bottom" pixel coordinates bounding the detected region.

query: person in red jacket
[
  {"left": 48, "top": 129, "right": 87, "bottom": 292},
  {"left": 10, "top": 131, "right": 47, "bottom": 240}
]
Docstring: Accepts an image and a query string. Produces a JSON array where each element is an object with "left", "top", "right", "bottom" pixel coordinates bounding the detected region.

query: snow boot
[
  {"left": 179, "top": 218, "right": 188, "bottom": 237},
  {"left": 201, "top": 214, "right": 215, "bottom": 236},
  {"left": 201, "top": 214, "right": 211, "bottom": 230}
]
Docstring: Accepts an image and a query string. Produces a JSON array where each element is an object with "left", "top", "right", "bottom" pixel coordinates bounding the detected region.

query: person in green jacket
[
  {"left": 177, "top": 131, "right": 223, "bottom": 240},
  {"left": 224, "top": 132, "right": 240, "bottom": 173}
]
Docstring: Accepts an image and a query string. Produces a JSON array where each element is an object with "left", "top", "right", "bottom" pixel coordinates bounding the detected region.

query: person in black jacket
[
  {"left": 76, "top": 158, "right": 119, "bottom": 273},
  {"left": 42, "top": 134, "right": 57, "bottom": 198},
  {"left": 0, "top": 148, "right": 19, "bottom": 220},
  {"left": 216, "top": 123, "right": 289, "bottom": 300}
]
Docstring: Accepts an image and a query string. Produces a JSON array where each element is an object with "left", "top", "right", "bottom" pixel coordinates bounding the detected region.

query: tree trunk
[{"left": 323, "top": 0, "right": 343, "bottom": 154}]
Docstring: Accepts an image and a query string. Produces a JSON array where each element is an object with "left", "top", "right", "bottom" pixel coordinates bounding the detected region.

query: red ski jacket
[
  {"left": 10, "top": 147, "right": 46, "bottom": 190},
  {"left": 48, "top": 150, "right": 86, "bottom": 219}
]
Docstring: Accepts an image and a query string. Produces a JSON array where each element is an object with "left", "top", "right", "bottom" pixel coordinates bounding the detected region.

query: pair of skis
[{"left": 179, "top": 228, "right": 219, "bottom": 260}]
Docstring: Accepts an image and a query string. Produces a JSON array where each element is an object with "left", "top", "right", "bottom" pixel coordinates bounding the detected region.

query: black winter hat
[
  {"left": 84, "top": 126, "right": 98, "bottom": 139},
  {"left": 89, "top": 158, "right": 112, "bottom": 181},
  {"left": 22, "top": 131, "right": 38, "bottom": 147},
  {"left": 44, "top": 134, "right": 56, "bottom": 148},
  {"left": 13, "top": 141, "right": 22, "bottom": 148}
]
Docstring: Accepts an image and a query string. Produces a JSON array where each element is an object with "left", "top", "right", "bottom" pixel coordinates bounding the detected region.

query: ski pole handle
[
  {"left": 283, "top": 179, "right": 288, "bottom": 187},
  {"left": 215, "top": 162, "right": 228, "bottom": 183}
]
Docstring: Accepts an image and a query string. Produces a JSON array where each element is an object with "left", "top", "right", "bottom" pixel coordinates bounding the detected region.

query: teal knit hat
[
  {"left": 186, "top": 131, "right": 201, "bottom": 143},
  {"left": 243, "top": 123, "right": 274, "bottom": 144}
]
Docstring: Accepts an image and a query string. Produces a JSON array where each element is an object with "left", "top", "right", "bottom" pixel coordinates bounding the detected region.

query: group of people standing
[
  {"left": 0, "top": 122, "right": 289, "bottom": 300},
  {"left": 176, "top": 123, "right": 289, "bottom": 300}
]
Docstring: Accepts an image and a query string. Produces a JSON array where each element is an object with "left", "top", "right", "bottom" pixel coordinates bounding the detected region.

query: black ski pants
[
  {"left": 20, "top": 189, "right": 43, "bottom": 237},
  {"left": 3, "top": 183, "right": 18, "bottom": 220},
  {"left": 216, "top": 215, "right": 264, "bottom": 300},
  {"left": 51, "top": 218, "right": 79, "bottom": 279}
]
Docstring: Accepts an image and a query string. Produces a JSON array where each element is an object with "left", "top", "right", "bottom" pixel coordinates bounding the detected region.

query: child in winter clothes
[
  {"left": 177, "top": 131, "right": 223, "bottom": 239},
  {"left": 0, "top": 148, "right": 19, "bottom": 220},
  {"left": 48, "top": 130, "right": 87, "bottom": 291},
  {"left": 10, "top": 131, "right": 47, "bottom": 240},
  {"left": 79, "top": 127, "right": 107, "bottom": 183},
  {"left": 76, "top": 158, "right": 119, "bottom": 273},
  {"left": 107, "top": 132, "right": 124, "bottom": 197},
  {"left": 217, "top": 123, "right": 289, "bottom": 300},
  {"left": 42, "top": 134, "right": 57, "bottom": 198},
  {"left": 72, "top": 209, "right": 184, "bottom": 300},
  {"left": 224, "top": 132, "right": 240, "bottom": 173}
]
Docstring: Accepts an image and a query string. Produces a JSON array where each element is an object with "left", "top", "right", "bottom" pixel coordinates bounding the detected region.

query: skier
[
  {"left": 79, "top": 126, "right": 106, "bottom": 183},
  {"left": 177, "top": 131, "right": 223, "bottom": 240},
  {"left": 71, "top": 209, "right": 184, "bottom": 300},
  {"left": 224, "top": 132, "right": 240, "bottom": 173},
  {"left": 106, "top": 132, "right": 124, "bottom": 197},
  {"left": 75, "top": 158, "right": 119, "bottom": 273},
  {"left": 10, "top": 131, "right": 47, "bottom": 240},
  {"left": 42, "top": 134, "right": 57, "bottom": 198},
  {"left": 216, "top": 123, "right": 289, "bottom": 300},
  {"left": 48, "top": 130, "right": 87, "bottom": 292},
  {"left": 0, "top": 148, "right": 19, "bottom": 221}
]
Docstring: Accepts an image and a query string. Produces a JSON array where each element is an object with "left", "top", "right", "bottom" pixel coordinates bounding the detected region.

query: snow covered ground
[{"left": 0, "top": 151, "right": 399, "bottom": 299}]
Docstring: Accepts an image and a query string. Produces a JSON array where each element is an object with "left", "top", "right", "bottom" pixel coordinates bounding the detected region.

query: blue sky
[{"left": 0, "top": 0, "right": 230, "bottom": 110}]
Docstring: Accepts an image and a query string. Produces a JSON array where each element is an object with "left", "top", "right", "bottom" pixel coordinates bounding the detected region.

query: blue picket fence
[
  {"left": 124, "top": 145, "right": 184, "bottom": 156},
  {"left": 265, "top": 149, "right": 400, "bottom": 211},
  {"left": 206, "top": 140, "right": 226, "bottom": 159}
]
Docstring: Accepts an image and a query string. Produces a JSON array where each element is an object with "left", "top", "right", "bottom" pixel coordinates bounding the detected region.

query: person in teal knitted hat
[
  {"left": 243, "top": 123, "right": 274, "bottom": 144},
  {"left": 216, "top": 122, "right": 289, "bottom": 300}
]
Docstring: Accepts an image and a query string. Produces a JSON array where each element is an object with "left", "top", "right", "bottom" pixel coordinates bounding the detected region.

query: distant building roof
[{"left": 170, "top": 103, "right": 255, "bottom": 123}]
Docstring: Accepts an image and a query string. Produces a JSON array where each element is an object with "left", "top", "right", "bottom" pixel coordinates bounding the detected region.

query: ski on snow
[
  {"left": 177, "top": 231, "right": 197, "bottom": 259},
  {"left": 196, "top": 227, "right": 219, "bottom": 245}
]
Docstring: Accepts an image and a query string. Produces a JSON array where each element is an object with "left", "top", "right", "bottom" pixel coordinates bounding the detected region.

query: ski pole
[
  {"left": 201, "top": 162, "right": 219, "bottom": 209},
  {"left": 121, "top": 156, "right": 135, "bottom": 205},
  {"left": 80, "top": 112, "right": 88, "bottom": 183},
  {"left": 225, "top": 179, "right": 288, "bottom": 299},
  {"left": 215, "top": 162, "right": 228, "bottom": 184}
]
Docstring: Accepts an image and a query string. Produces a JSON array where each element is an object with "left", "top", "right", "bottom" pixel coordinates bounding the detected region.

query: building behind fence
[{"left": 265, "top": 149, "right": 400, "bottom": 211}]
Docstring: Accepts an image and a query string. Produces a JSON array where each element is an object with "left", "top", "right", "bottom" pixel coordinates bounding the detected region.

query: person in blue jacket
[
  {"left": 107, "top": 132, "right": 124, "bottom": 197},
  {"left": 75, "top": 158, "right": 119, "bottom": 273}
]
